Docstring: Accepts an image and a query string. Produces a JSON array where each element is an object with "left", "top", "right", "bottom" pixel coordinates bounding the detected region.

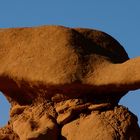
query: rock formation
[{"left": 0, "top": 25, "right": 139, "bottom": 139}]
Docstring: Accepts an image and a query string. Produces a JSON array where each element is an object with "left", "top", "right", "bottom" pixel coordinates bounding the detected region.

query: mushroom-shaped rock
[{"left": 0, "top": 25, "right": 139, "bottom": 140}]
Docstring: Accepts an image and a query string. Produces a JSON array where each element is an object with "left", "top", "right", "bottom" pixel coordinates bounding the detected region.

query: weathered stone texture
[{"left": 0, "top": 25, "right": 139, "bottom": 139}]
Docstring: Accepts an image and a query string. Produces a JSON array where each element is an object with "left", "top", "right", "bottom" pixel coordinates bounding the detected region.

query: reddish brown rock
[
  {"left": 0, "top": 25, "right": 139, "bottom": 139},
  {"left": 61, "top": 106, "right": 140, "bottom": 140}
]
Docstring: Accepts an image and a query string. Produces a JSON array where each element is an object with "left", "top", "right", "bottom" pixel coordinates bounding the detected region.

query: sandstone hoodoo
[{"left": 0, "top": 25, "right": 140, "bottom": 140}]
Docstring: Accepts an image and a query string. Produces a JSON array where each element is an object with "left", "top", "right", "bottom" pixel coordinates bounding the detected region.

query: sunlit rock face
[{"left": 0, "top": 25, "right": 139, "bottom": 140}]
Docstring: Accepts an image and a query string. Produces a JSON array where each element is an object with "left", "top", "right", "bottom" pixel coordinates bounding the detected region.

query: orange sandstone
[{"left": 0, "top": 25, "right": 139, "bottom": 140}]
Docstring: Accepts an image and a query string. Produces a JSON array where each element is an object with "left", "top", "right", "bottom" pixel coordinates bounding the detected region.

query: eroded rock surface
[
  {"left": 62, "top": 106, "right": 140, "bottom": 140},
  {"left": 0, "top": 25, "right": 140, "bottom": 139}
]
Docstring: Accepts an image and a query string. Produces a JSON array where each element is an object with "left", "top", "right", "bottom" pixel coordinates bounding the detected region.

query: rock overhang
[{"left": 0, "top": 25, "right": 130, "bottom": 105}]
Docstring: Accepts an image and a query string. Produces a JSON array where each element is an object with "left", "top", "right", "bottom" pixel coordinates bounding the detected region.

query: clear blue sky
[{"left": 0, "top": 0, "right": 140, "bottom": 126}]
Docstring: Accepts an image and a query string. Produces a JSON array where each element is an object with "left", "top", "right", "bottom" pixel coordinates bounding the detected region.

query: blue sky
[{"left": 0, "top": 0, "right": 140, "bottom": 126}]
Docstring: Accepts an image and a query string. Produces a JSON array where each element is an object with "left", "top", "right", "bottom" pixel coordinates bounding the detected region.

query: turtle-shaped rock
[{"left": 0, "top": 25, "right": 139, "bottom": 140}]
